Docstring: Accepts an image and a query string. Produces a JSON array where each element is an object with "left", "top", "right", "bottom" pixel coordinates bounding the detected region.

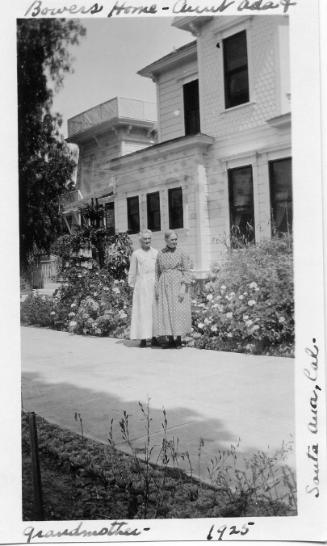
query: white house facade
[{"left": 63, "top": 15, "right": 292, "bottom": 277}]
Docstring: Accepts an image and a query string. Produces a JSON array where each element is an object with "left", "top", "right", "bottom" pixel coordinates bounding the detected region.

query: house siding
[
  {"left": 157, "top": 58, "right": 198, "bottom": 142},
  {"left": 65, "top": 16, "right": 291, "bottom": 276}
]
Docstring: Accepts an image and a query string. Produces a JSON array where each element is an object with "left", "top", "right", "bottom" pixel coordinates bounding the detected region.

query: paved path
[{"left": 21, "top": 326, "right": 295, "bottom": 478}]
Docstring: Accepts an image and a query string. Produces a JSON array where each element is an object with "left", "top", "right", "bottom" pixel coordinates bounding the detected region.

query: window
[
  {"left": 147, "top": 192, "right": 161, "bottom": 231},
  {"left": 183, "top": 80, "right": 200, "bottom": 136},
  {"left": 228, "top": 165, "right": 255, "bottom": 246},
  {"left": 104, "top": 202, "right": 115, "bottom": 235},
  {"left": 127, "top": 196, "right": 140, "bottom": 234},
  {"left": 223, "top": 30, "right": 250, "bottom": 109},
  {"left": 168, "top": 187, "right": 183, "bottom": 229},
  {"left": 269, "top": 158, "right": 292, "bottom": 234}
]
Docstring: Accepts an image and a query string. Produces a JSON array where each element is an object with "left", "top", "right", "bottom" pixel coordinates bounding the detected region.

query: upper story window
[
  {"left": 223, "top": 30, "right": 250, "bottom": 109},
  {"left": 168, "top": 187, "right": 183, "bottom": 229},
  {"left": 269, "top": 158, "right": 292, "bottom": 234},
  {"left": 147, "top": 191, "right": 161, "bottom": 231},
  {"left": 183, "top": 79, "right": 200, "bottom": 135},
  {"left": 127, "top": 196, "right": 140, "bottom": 235}
]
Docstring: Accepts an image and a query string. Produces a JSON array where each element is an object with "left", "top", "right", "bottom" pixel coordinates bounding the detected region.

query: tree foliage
[{"left": 17, "top": 18, "right": 86, "bottom": 269}]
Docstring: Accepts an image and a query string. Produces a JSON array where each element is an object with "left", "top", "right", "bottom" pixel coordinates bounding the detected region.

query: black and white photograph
[{"left": 0, "top": 0, "right": 326, "bottom": 543}]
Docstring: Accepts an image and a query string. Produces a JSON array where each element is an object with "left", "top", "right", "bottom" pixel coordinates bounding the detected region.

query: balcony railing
[{"left": 68, "top": 97, "right": 157, "bottom": 138}]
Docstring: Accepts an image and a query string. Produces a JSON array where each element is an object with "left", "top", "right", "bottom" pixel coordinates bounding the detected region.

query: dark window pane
[
  {"left": 105, "top": 202, "right": 115, "bottom": 235},
  {"left": 183, "top": 80, "right": 200, "bottom": 136},
  {"left": 223, "top": 31, "right": 249, "bottom": 109},
  {"left": 127, "top": 196, "right": 140, "bottom": 234},
  {"left": 168, "top": 187, "right": 183, "bottom": 229},
  {"left": 269, "top": 158, "right": 293, "bottom": 234},
  {"left": 228, "top": 166, "right": 255, "bottom": 247},
  {"left": 147, "top": 192, "right": 161, "bottom": 231}
]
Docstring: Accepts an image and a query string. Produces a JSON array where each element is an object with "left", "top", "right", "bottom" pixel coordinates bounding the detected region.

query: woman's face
[{"left": 166, "top": 234, "right": 178, "bottom": 249}]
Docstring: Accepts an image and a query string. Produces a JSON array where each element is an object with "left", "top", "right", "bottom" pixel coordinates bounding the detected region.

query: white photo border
[{"left": 0, "top": 0, "right": 326, "bottom": 543}]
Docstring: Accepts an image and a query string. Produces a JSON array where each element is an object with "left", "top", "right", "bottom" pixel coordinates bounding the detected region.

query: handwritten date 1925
[{"left": 207, "top": 522, "right": 255, "bottom": 541}]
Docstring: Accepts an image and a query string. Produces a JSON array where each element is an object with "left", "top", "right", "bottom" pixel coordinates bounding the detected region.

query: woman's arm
[
  {"left": 128, "top": 252, "right": 137, "bottom": 288},
  {"left": 180, "top": 251, "right": 192, "bottom": 288}
]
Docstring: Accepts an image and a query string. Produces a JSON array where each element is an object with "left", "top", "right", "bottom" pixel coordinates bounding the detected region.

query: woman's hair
[
  {"left": 164, "top": 229, "right": 177, "bottom": 241},
  {"left": 139, "top": 229, "right": 152, "bottom": 240}
]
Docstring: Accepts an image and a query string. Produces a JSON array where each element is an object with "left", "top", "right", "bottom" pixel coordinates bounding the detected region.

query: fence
[{"left": 30, "top": 256, "right": 59, "bottom": 289}]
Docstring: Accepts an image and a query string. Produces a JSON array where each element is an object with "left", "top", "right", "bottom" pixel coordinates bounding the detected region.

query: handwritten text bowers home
[{"left": 24, "top": 0, "right": 297, "bottom": 17}]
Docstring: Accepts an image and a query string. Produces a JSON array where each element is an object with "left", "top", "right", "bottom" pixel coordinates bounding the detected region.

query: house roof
[{"left": 138, "top": 40, "right": 197, "bottom": 79}]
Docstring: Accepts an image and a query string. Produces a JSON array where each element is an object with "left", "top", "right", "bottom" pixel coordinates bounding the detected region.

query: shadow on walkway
[{"left": 22, "top": 370, "right": 295, "bottom": 483}]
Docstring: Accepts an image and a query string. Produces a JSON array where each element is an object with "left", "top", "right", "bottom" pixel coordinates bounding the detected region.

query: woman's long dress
[
  {"left": 128, "top": 247, "right": 158, "bottom": 339},
  {"left": 153, "top": 247, "right": 192, "bottom": 337}
]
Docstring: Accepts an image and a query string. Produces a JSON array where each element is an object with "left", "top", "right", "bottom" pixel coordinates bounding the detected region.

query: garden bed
[
  {"left": 21, "top": 231, "right": 294, "bottom": 357},
  {"left": 22, "top": 412, "right": 296, "bottom": 520}
]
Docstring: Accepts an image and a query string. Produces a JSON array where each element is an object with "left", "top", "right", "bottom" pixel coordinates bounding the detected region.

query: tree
[{"left": 17, "top": 19, "right": 86, "bottom": 271}]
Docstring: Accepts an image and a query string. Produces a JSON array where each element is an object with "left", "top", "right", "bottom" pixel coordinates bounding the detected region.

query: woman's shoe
[{"left": 151, "top": 337, "right": 160, "bottom": 347}]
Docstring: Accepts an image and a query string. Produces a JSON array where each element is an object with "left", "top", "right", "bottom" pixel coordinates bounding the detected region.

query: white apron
[{"left": 128, "top": 247, "right": 158, "bottom": 339}]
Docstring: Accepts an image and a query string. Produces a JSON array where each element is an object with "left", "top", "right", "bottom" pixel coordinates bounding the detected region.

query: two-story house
[{"left": 63, "top": 15, "right": 292, "bottom": 277}]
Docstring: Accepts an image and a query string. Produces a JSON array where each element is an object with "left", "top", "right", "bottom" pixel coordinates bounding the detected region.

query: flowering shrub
[
  {"left": 21, "top": 294, "right": 54, "bottom": 327},
  {"left": 21, "top": 235, "right": 294, "bottom": 357},
  {"left": 51, "top": 266, "right": 132, "bottom": 337},
  {"left": 191, "top": 235, "right": 294, "bottom": 356}
]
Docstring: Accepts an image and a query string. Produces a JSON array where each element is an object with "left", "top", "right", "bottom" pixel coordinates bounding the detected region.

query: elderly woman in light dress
[{"left": 128, "top": 229, "right": 192, "bottom": 348}]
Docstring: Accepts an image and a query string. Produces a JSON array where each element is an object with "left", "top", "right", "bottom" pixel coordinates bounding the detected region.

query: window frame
[
  {"left": 146, "top": 191, "right": 161, "bottom": 232},
  {"left": 182, "top": 79, "right": 200, "bottom": 136},
  {"left": 104, "top": 201, "right": 115, "bottom": 235},
  {"left": 168, "top": 187, "right": 184, "bottom": 230},
  {"left": 223, "top": 29, "right": 250, "bottom": 110},
  {"left": 269, "top": 157, "right": 293, "bottom": 235},
  {"left": 126, "top": 195, "right": 140, "bottom": 235},
  {"left": 228, "top": 164, "right": 255, "bottom": 246}
]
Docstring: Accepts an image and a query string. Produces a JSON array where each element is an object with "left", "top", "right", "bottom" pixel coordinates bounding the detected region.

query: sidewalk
[{"left": 21, "top": 326, "right": 295, "bottom": 477}]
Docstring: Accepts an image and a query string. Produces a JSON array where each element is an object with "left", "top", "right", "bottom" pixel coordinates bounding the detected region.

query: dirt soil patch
[{"left": 22, "top": 412, "right": 294, "bottom": 520}]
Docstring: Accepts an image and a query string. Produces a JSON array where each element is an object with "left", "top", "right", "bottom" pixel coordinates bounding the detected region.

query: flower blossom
[
  {"left": 248, "top": 300, "right": 256, "bottom": 307},
  {"left": 279, "top": 317, "right": 286, "bottom": 323},
  {"left": 239, "top": 295, "right": 244, "bottom": 301},
  {"left": 206, "top": 294, "right": 213, "bottom": 302},
  {"left": 197, "top": 322, "right": 205, "bottom": 329},
  {"left": 50, "top": 311, "right": 56, "bottom": 316},
  {"left": 112, "top": 287, "right": 120, "bottom": 294},
  {"left": 204, "top": 317, "right": 212, "bottom": 325},
  {"left": 249, "top": 282, "right": 258, "bottom": 289},
  {"left": 246, "top": 320, "right": 253, "bottom": 327},
  {"left": 226, "top": 312, "right": 233, "bottom": 319},
  {"left": 211, "top": 325, "right": 218, "bottom": 333}
]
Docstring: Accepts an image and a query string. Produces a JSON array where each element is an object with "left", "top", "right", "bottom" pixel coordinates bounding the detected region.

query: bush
[
  {"left": 51, "top": 267, "right": 132, "bottom": 336},
  {"left": 191, "top": 235, "right": 294, "bottom": 356},
  {"left": 21, "top": 293, "right": 54, "bottom": 327},
  {"left": 51, "top": 228, "right": 133, "bottom": 276},
  {"left": 22, "top": 234, "right": 294, "bottom": 357}
]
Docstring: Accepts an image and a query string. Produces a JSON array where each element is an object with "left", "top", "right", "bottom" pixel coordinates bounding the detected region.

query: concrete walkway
[{"left": 21, "top": 326, "right": 295, "bottom": 478}]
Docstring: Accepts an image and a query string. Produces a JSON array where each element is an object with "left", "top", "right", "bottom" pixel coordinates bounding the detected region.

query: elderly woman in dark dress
[{"left": 153, "top": 230, "right": 192, "bottom": 348}]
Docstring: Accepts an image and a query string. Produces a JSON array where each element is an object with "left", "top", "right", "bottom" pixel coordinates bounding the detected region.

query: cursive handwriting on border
[
  {"left": 24, "top": 0, "right": 297, "bottom": 18},
  {"left": 304, "top": 338, "right": 321, "bottom": 498},
  {"left": 207, "top": 522, "right": 255, "bottom": 541},
  {"left": 24, "top": 521, "right": 150, "bottom": 543}
]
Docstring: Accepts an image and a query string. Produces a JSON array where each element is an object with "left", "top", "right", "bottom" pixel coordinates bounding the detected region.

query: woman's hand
[
  {"left": 154, "top": 283, "right": 159, "bottom": 300},
  {"left": 178, "top": 286, "right": 185, "bottom": 302}
]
